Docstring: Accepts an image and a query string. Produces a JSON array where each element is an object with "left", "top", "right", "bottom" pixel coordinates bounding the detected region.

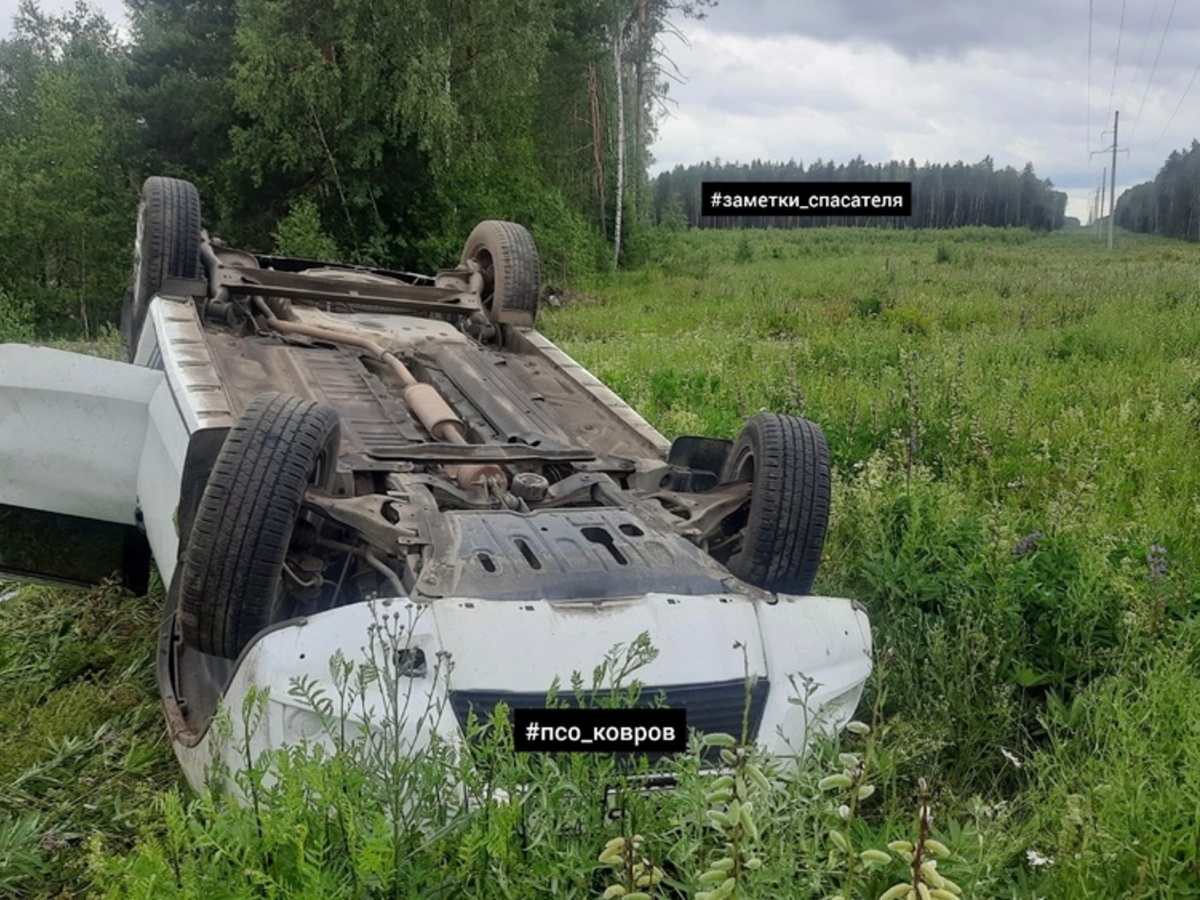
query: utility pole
[
  {"left": 1099, "top": 167, "right": 1106, "bottom": 237},
  {"left": 1091, "top": 111, "right": 1127, "bottom": 249},
  {"left": 1108, "top": 111, "right": 1119, "bottom": 251}
]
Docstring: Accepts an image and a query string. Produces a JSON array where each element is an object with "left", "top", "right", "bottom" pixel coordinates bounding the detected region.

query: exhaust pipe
[{"left": 254, "top": 298, "right": 507, "bottom": 491}]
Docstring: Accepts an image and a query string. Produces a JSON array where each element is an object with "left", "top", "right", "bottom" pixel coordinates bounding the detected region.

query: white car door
[{"left": 0, "top": 345, "right": 163, "bottom": 591}]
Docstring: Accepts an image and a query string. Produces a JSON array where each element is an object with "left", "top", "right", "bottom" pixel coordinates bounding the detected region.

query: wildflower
[
  {"left": 1026, "top": 848, "right": 1054, "bottom": 867},
  {"left": 1011, "top": 531, "right": 1044, "bottom": 557},
  {"left": 1147, "top": 544, "right": 1168, "bottom": 582}
]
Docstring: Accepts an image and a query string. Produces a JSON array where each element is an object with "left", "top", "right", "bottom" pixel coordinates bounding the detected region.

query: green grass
[
  {"left": 7, "top": 225, "right": 1200, "bottom": 897},
  {"left": 0, "top": 581, "right": 182, "bottom": 896},
  {"left": 551, "top": 224, "right": 1200, "bottom": 896}
]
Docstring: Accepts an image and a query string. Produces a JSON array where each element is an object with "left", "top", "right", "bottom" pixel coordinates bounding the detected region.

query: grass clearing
[{"left": 5, "top": 225, "right": 1200, "bottom": 897}]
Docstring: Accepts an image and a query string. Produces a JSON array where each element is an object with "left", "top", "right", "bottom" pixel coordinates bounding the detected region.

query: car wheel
[
  {"left": 715, "top": 413, "right": 831, "bottom": 595},
  {"left": 178, "top": 392, "right": 341, "bottom": 659},
  {"left": 460, "top": 220, "right": 540, "bottom": 327},
  {"left": 124, "top": 176, "right": 201, "bottom": 362}
]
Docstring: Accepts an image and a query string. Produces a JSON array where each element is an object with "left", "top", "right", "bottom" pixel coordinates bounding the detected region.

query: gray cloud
[
  {"left": 701, "top": 0, "right": 1200, "bottom": 62},
  {"left": 652, "top": 3, "right": 1200, "bottom": 224}
]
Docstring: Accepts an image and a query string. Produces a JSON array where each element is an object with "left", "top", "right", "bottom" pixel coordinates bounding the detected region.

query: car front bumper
[{"left": 170, "top": 591, "right": 872, "bottom": 792}]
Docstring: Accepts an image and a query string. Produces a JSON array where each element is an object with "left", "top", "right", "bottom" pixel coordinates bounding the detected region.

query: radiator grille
[{"left": 450, "top": 678, "right": 769, "bottom": 754}]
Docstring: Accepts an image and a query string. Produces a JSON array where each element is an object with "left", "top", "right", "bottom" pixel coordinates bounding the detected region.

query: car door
[{"left": 0, "top": 344, "right": 163, "bottom": 592}]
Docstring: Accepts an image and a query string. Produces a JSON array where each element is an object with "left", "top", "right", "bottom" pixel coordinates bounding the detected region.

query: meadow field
[{"left": 4, "top": 225, "right": 1200, "bottom": 897}]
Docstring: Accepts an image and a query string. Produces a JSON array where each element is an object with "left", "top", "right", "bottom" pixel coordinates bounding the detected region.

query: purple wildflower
[
  {"left": 1012, "top": 531, "right": 1044, "bottom": 557},
  {"left": 1147, "top": 544, "right": 1168, "bottom": 582}
]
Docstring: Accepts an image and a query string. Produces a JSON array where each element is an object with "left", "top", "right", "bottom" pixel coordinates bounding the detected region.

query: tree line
[
  {"left": 652, "top": 157, "right": 1068, "bottom": 231},
  {"left": 0, "top": 0, "right": 1079, "bottom": 341},
  {"left": 0, "top": 0, "right": 713, "bottom": 337},
  {"left": 1114, "top": 142, "right": 1200, "bottom": 241}
]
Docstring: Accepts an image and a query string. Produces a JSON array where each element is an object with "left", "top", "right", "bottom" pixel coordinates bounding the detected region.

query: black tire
[
  {"left": 125, "top": 176, "right": 201, "bottom": 361},
  {"left": 717, "top": 413, "right": 831, "bottom": 595},
  {"left": 179, "top": 393, "right": 340, "bottom": 659},
  {"left": 460, "top": 220, "right": 540, "bottom": 327}
]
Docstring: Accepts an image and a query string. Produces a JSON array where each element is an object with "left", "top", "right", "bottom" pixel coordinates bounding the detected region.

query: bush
[
  {"left": 0, "top": 286, "right": 36, "bottom": 342},
  {"left": 272, "top": 198, "right": 339, "bottom": 260}
]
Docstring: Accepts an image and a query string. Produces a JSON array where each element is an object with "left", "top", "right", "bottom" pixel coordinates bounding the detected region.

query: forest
[
  {"left": 650, "top": 158, "right": 1069, "bottom": 231},
  {"left": 1115, "top": 140, "right": 1200, "bottom": 241},
  {"left": 1, "top": 0, "right": 719, "bottom": 337}
]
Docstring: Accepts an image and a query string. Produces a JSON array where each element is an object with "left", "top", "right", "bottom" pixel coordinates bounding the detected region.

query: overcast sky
[
  {"left": 6, "top": 0, "right": 1200, "bottom": 224},
  {"left": 652, "top": 0, "right": 1200, "bottom": 223}
]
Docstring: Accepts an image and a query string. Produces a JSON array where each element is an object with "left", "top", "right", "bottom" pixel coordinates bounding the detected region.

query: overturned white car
[{"left": 0, "top": 177, "right": 871, "bottom": 789}]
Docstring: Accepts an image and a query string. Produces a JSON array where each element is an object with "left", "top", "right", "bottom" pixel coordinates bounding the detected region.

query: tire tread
[
  {"left": 179, "top": 393, "right": 340, "bottom": 659},
  {"left": 124, "top": 176, "right": 200, "bottom": 360},
  {"left": 461, "top": 220, "right": 540, "bottom": 326},
  {"left": 722, "top": 413, "right": 831, "bottom": 594}
]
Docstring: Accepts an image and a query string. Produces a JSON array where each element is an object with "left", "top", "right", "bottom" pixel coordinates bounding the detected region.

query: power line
[
  {"left": 1087, "top": 0, "right": 1093, "bottom": 157},
  {"left": 1130, "top": 0, "right": 1178, "bottom": 142},
  {"left": 1154, "top": 60, "right": 1200, "bottom": 150},
  {"left": 1128, "top": 0, "right": 1160, "bottom": 103},
  {"left": 1106, "top": 0, "right": 1128, "bottom": 121}
]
